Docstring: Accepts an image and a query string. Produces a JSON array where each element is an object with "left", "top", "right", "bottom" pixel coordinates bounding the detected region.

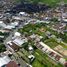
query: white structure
[
  {"left": 0, "top": 21, "right": 6, "bottom": 28},
  {"left": 30, "top": 34, "right": 36, "bottom": 39},
  {"left": 14, "top": 32, "right": 21, "bottom": 37},
  {"left": 28, "top": 46, "right": 33, "bottom": 51},
  {"left": 12, "top": 16, "right": 21, "bottom": 20},
  {"left": 28, "top": 55, "right": 35, "bottom": 62},
  {"left": 63, "top": 18, "right": 67, "bottom": 22},
  {"left": 0, "top": 30, "right": 10, "bottom": 33},
  {"left": 13, "top": 37, "right": 28, "bottom": 46},
  {"left": 5, "top": 25, "right": 15, "bottom": 29},
  {"left": 0, "top": 35, "right": 4, "bottom": 38},
  {"left": 0, "top": 56, "right": 11, "bottom": 67},
  {"left": 12, "top": 32, "right": 21, "bottom": 40},
  {"left": 19, "top": 12, "right": 27, "bottom": 16},
  {"left": 10, "top": 22, "right": 19, "bottom": 27}
]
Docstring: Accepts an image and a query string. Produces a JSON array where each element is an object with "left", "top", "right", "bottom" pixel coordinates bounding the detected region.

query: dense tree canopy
[{"left": 0, "top": 44, "right": 6, "bottom": 52}]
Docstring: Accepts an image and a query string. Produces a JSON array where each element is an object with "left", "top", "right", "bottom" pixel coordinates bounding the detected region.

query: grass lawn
[
  {"left": 44, "top": 38, "right": 67, "bottom": 49},
  {"left": 32, "top": 59, "right": 45, "bottom": 67},
  {"left": 64, "top": 0, "right": 67, "bottom": 3},
  {"left": 18, "top": 23, "right": 46, "bottom": 35},
  {"left": 16, "top": 0, "right": 67, "bottom": 7},
  {"left": 44, "top": 38, "right": 59, "bottom": 48},
  {"left": 39, "top": 0, "right": 60, "bottom": 6},
  {"left": 20, "top": 0, "right": 67, "bottom": 7},
  {"left": 32, "top": 49, "right": 63, "bottom": 67}
]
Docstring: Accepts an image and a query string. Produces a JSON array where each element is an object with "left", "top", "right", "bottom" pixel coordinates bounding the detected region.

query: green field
[
  {"left": 16, "top": 0, "right": 67, "bottom": 7},
  {"left": 32, "top": 49, "right": 63, "bottom": 67},
  {"left": 32, "top": 59, "right": 45, "bottom": 67},
  {"left": 44, "top": 38, "right": 67, "bottom": 48},
  {"left": 30, "top": 0, "right": 60, "bottom": 6}
]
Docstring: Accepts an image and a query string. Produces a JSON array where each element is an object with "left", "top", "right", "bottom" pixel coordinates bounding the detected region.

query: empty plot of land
[{"left": 54, "top": 45, "right": 67, "bottom": 56}]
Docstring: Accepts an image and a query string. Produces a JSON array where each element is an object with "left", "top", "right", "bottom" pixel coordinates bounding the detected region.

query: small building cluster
[
  {"left": 0, "top": 55, "right": 18, "bottom": 67},
  {"left": 6, "top": 32, "right": 28, "bottom": 52}
]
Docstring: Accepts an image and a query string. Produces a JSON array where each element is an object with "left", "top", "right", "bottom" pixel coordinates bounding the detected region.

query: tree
[{"left": 0, "top": 44, "right": 6, "bottom": 52}]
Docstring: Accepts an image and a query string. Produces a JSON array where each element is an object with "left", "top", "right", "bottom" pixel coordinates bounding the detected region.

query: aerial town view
[{"left": 0, "top": 0, "right": 67, "bottom": 67}]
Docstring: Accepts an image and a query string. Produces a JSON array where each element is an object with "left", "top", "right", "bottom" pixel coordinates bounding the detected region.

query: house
[
  {"left": 59, "top": 58, "right": 66, "bottom": 65},
  {"left": 0, "top": 55, "right": 19, "bottom": 67},
  {"left": 52, "top": 23, "right": 66, "bottom": 32},
  {"left": 64, "top": 62, "right": 67, "bottom": 67},
  {"left": 7, "top": 41, "right": 20, "bottom": 52},
  {"left": 12, "top": 16, "right": 21, "bottom": 20},
  {"left": 28, "top": 19, "right": 37, "bottom": 24},
  {"left": 0, "top": 29, "right": 10, "bottom": 33},
  {"left": 5, "top": 25, "right": 15, "bottom": 30},
  {"left": 6, "top": 61, "right": 19, "bottom": 67},
  {"left": 30, "top": 34, "right": 42, "bottom": 42},
  {"left": 63, "top": 18, "right": 67, "bottom": 22},
  {"left": 30, "top": 34, "right": 36, "bottom": 39},
  {"left": 0, "top": 21, "right": 6, "bottom": 28},
  {"left": 0, "top": 56, "right": 11, "bottom": 67},
  {"left": 45, "top": 31, "right": 52, "bottom": 38},
  {"left": 7, "top": 36, "right": 28, "bottom": 52},
  {"left": 19, "top": 12, "right": 28, "bottom": 16},
  {"left": 13, "top": 37, "right": 28, "bottom": 46},
  {"left": 62, "top": 13, "right": 67, "bottom": 22},
  {"left": 10, "top": 21, "right": 19, "bottom": 27}
]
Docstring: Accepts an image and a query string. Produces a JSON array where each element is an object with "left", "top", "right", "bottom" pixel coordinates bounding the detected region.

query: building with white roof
[
  {"left": 7, "top": 36, "right": 28, "bottom": 52},
  {"left": 28, "top": 46, "right": 33, "bottom": 51},
  {"left": 28, "top": 55, "right": 35, "bottom": 62},
  {"left": 0, "top": 21, "right": 6, "bottom": 28},
  {"left": 5, "top": 25, "right": 15, "bottom": 29},
  {"left": 19, "top": 12, "right": 27, "bottom": 16},
  {"left": 63, "top": 18, "right": 67, "bottom": 22},
  {"left": 0, "top": 56, "right": 11, "bottom": 67},
  {"left": 0, "top": 30, "right": 10, "bottom": 33},
  {"left": 6, "top": 41, "right": 20, "bottom": 52},
  {"left": 14, "top": 32, "right": 21, "bottom": 37},
  {"left": 12, "top": 16, "right": 21, "bottom": 20},
  {"left": 13, "top": 37, "right": 28, "bottom": 46},
  {"left": 0, "top": 35, "right": 4, "bottom": 39},
  {"left": 10, "top": 22, "right": 19, "bottom": 27}
]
